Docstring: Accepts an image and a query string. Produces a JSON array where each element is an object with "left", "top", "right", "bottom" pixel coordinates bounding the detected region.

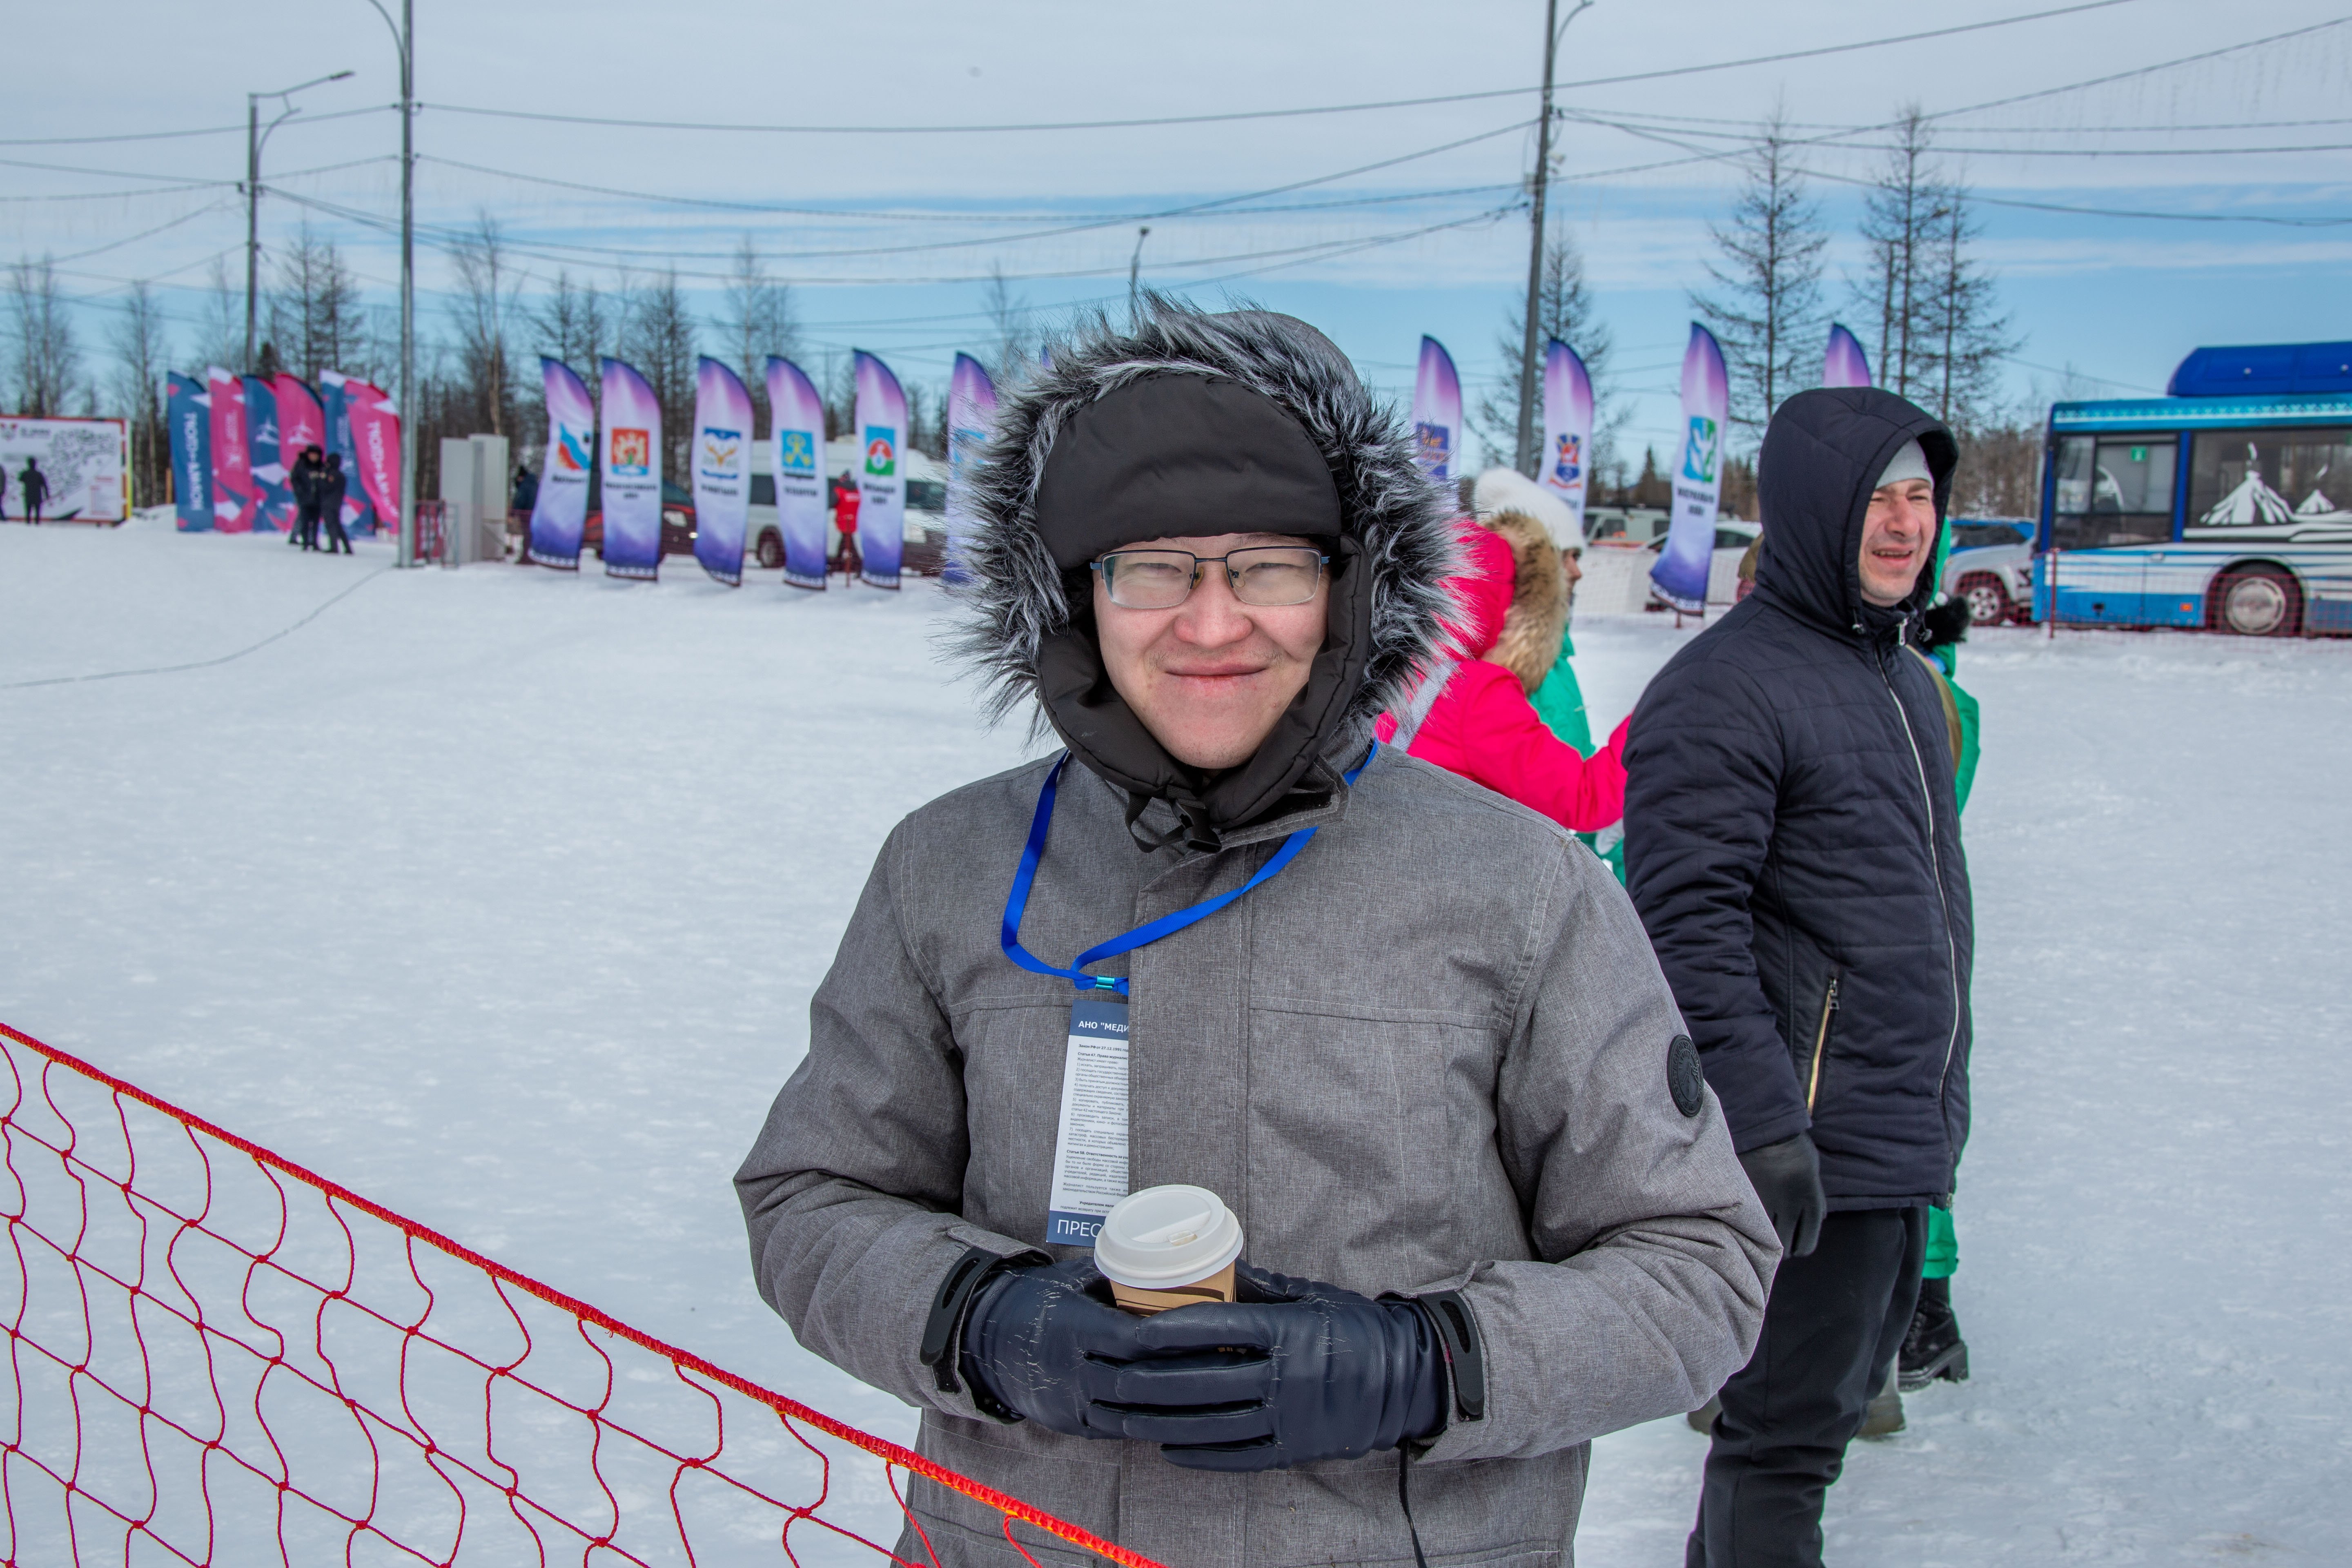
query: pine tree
[
  {"left": 1690, "top": 113, "right": 1826, "bottom": 439},
  {"left": 1473, "top": 229, "right": 1619, "bottom": 478},
  {"left": 1855, "top": 108, "right": 1943, "bottom": 401}
]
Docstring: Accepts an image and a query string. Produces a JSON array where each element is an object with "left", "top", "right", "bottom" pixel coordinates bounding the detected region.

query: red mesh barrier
[{"left": 0, "top": 1020, "right": 1164, "bottom": 1568}]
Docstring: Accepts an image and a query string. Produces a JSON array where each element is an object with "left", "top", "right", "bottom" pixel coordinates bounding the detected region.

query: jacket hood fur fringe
[
  {"left": 1481, "top": 508, "right": 1570, "bottom": 694},
  {"left": 947, "top": 296, "right": 1460, "bottom": 735}
]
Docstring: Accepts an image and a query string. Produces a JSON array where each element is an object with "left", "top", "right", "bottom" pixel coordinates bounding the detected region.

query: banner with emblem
[
  {"left": 167, "top": 372, "right": 211, "bottom": 531},
  {"left": 945, "top": 352, "right": 996, "bottom": 585},
  {"left": 851, "top": 350, "right": 907, "bottom": 587},
  {"left": 242, "top": 375, "right": 293, "bottom": 533},
  {"left": 690, "top": 356, "right": 753, "bottom": 586},
  {"left": 600, "top": 357, "right": 663, "bottom": 580},
  {"left": 273, "top": 376, "right": 325, "bottom": 494},
  {"left": 1541, "top": 338, "right": 1593, "bottom": 543},
  {"left": 529, "top": 357, "right": 595, "bottom": 568},
  {"left": 1411, "top": 336, "right": 1462, "bottom": 485},
  {"left": 766, "top": 356, "right": 828, "bottom": 590},
  {"left": 205, "top": 366, "right": 255, "bottom": 532},
  {"left": 1652, "top": 323, "right": 1728, "bottom": 614},
  {"left": 1823, "top": 322, "right": 1872, "bottom": 389},
  {"left": 343, "top": 379, "right": 402, "bottom": 537}
]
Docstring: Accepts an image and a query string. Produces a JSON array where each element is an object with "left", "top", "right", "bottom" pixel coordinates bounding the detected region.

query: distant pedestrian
[
  {"left": 832, "top": 471, "right": 862, "bottom": 581},
  {"left": 20, "top": 458, "right": 49, "bottom": 525},
  {"left": 512, "top": 463, "right": 539, "bottom": 519},
  {"left": 319, "top": 454, "right": 353, "bottom": 554},
  {"left": 0, "top": 465, "right": 10, "bottom": 522},
  {"left": 291, "top": 445, "right": 326, "bottom": 550}
]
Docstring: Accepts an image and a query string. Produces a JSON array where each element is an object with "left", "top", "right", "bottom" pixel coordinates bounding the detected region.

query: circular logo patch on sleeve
[{"left": 1668, "top": 1034, "right": 1706, "bottom": 1118}]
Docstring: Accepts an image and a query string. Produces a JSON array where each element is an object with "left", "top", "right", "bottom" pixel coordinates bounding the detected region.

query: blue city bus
[{"left": 2036, "top": 340, "right": 2352, "bottom": 636}]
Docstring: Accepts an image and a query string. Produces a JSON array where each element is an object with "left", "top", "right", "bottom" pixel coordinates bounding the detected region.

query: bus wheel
[
  {"left": 2212, "top": 566, "right": 2301, "bottom": 637},
  {"left": 1957, "top": 573, "right": 2010, "bottom": 627}
]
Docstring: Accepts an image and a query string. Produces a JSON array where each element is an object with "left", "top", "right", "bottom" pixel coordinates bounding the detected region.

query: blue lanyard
[{"left": 1000, "top": 743, "right": 1378, "bottom": 996}]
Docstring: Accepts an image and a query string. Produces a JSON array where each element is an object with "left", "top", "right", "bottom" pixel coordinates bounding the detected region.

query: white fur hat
[{"left": 1471, "top": 466, "right": 1584, "bottom": 550}]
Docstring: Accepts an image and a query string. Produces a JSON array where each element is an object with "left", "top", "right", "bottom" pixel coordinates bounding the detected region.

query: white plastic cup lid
[{"left": 1093, "top": 1185, "right": 1245, "bottom": 1290}]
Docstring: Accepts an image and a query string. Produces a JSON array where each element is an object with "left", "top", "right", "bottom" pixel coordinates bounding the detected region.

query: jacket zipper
[
  {"left": 1806, "top": 976, "right": 1839, "bottom": 1112},
  {"left": 1878, "top": 659, "right": 1964, "bottom": 1103}
]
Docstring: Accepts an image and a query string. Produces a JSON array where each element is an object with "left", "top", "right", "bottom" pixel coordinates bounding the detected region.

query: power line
[
  {"left": 418, "top": 0, "right": 2144, "bottom": 137},
  {"left": 410, "top": 120, "right": 1532, "bottom": 263},
  {"left": 0, "top": 105, "right": 398, "bottom": 149},
  {"left": 419, "top": 154, "right": 1520, "bottom": 224},
  {"left": 44, "top": 202, "right": 236, "bottom": 265}
]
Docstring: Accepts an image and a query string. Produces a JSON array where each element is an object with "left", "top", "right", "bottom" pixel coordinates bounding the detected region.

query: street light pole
[
  {"left": 1513, "top": 0, "right": 1592, "bottom": 478},
  {"left": 362, "top": 0, "right": 416, "bottom": 566},
  {"left": 243, "top": 71, "right": 354, "bottom": 374}
]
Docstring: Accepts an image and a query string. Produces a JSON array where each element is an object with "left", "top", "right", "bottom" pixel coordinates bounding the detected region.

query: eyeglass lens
[{"left": 1099, "top": 548, "right": 1325, "bottom": 609}]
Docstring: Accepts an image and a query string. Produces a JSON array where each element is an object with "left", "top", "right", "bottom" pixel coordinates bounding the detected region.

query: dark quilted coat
[{"left": 1624, "top": 388, "right": 1973, "bottom": 1209}]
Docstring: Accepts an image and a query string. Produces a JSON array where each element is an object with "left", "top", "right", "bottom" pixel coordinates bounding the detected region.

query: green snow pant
[{"left": 1531, "top": 625, "right": 1626, "bottom": 883}]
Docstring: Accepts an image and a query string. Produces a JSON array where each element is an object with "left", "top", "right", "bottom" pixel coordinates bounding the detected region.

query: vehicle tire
[
  {"left": 756, "top": 531, "right": 784, "bottom": 570},
  {"left": 2211, "top": 566, "right": 2301, "bottom": 637},
  {"left": 1957, "top": 572, "right": 2010, "bottom": 628}
]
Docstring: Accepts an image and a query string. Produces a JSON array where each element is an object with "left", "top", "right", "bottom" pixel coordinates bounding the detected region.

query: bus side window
[{"left": 2055, "top": 436, "right": 2174, "bottom": 549}]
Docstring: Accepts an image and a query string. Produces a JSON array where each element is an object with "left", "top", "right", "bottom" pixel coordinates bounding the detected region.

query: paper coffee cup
[{"left": 1094, "top": 1185, "right": 1245, "bottom": 1316}]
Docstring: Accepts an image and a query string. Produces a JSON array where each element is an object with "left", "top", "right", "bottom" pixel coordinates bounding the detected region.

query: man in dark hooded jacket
[
  {"left": 737, "top": 301, "right": 1777, "bottom": 1568},
  {"left": 1625, "top": 388, "right": 1973, "bottom": 1568}
]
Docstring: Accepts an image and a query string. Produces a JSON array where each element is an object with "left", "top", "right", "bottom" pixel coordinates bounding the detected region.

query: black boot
[{"left": 1897, "top": 1275, "right": 1969, "bottom": 1391}]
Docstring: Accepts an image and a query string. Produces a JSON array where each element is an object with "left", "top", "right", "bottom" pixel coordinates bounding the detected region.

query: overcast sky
[{"left": 12, "top": 0, "right": 2351, "bottom": 462}]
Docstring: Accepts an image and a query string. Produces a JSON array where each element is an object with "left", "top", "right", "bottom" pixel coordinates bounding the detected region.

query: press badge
[{"left": 1043, "top": 993, "right": 1129, "bottom": 1247}]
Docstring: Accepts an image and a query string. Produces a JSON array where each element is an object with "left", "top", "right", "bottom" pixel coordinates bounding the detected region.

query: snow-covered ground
[{"left": 3, "top": 516, "right": 2348, "bottom": 1561}]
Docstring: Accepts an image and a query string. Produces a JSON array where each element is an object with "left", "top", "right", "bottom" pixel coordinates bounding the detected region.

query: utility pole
[
  {"left": 363, "top": 0, "right": 417, "bottom": 566},
  {"left": 1513, "top": 0, "right": 1592, "bottom": 477},
  {"left": 244, "top": 71, "right": 354, "bottom": 374},
  {"left": 1128, "top": 227, "right": 1152, "bottom": 324}
]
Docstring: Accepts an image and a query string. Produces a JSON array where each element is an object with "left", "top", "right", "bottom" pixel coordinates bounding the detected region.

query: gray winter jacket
[
  {"left": 735, "top": 302, "right": 1775, "bottom": 1568},
  {"left": 737, "top": 746, "right": 1774, "bottom": 1567}
]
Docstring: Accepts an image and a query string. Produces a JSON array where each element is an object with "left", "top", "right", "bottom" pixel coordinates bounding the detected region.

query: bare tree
[
  {"left": 1474, "top": 228, "right": 1621, "bottom": 477},
  {"left": 1691, "top": 113, "right": 1827, "bottom": 439},
  {"left": 267, "top": 225, "right": 365, "bottom": 384},
  {"left": 110, "top": 281, "right": 171, "bottom": 506},
  {"left": 1922, "top": 189, "right": 2014, "bottom": 432},
  {"left": 6, "top": 256, "right": 86, "bottom": 416},
  {"left": 714, "top": 236, "right": 800, "bottom": 432},
  {"left": 195, "top": 256, "right": 245, "bottom": 373},
  {"left": 618, "top": 268, "right": 698, "bottom": 474},
  {"left": 1855, "top": 107, "right": 1944, "bottom": 401},
  {"left": 448, "top": 213, "right": 519, "bottom": 436},
  {"left": 533, "top": 270, "right": 607, "bottom": 376},
  {"left": 982, "top": 262, "right": 1038, "bottom": 388}
]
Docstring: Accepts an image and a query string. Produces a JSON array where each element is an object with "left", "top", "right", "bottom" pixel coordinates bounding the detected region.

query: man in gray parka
[{"left": 737, "top": 301, "right": 1777, "bottom": 1568}]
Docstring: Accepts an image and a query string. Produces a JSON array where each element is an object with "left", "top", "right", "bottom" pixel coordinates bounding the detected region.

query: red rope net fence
[{"left": 0, "top": 1020, "right": 1163, "bottom": 1568}]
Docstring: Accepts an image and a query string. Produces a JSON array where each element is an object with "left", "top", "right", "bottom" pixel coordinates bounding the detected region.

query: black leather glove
[
  {"left": 1740, "top": 1132, "right": 1826, "bottom": 1258},
  {"left": 956, "top": 1258, "right": 1170, "bottom": 1438},
  {"left": 1107, "top": 1261, "right": 1448, "bottom": 1472}
]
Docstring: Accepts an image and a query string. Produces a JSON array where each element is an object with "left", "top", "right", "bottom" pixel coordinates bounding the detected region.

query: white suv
[{"left": 1939, "top": 519, "right": 2036, "bottom": 625}]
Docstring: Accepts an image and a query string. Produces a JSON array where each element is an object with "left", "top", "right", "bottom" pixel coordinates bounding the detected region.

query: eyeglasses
[{"left": 1091, "top": 546, "right": 1329, "bottom": 610}]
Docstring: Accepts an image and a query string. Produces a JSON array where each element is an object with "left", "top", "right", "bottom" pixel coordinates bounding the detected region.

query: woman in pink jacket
[{"left": 1376, "top": 497, "right": 1629, "bottom": 832}]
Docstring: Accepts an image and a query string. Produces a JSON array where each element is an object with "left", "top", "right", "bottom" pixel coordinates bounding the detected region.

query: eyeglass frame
[{"left": 1088, "top": 545, "right": 1332, "bottom": 609}]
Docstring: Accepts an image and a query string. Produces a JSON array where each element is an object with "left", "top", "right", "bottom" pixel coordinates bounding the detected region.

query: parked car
[
  {"left": 1940, "top": 517, "right": 2037, "bottom": 625},
  {"left": 584, "top": 479, "right": 698, "bottom": 559}
]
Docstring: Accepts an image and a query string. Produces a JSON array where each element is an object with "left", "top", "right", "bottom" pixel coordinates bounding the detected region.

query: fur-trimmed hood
[
  {"left": 1453, "top": 509, "right": 1569, "bottom": 693},
  {"left": 950, "top": 298, "right": 1458, "bottom": 846}
]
